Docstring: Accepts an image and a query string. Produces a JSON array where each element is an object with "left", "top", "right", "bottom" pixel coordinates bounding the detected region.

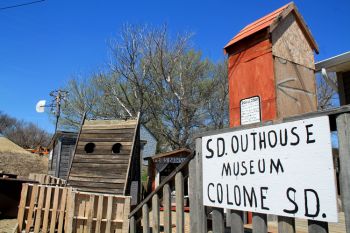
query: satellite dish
[{"left": 36, "top": 100, "right": 46, "bottom": 113}]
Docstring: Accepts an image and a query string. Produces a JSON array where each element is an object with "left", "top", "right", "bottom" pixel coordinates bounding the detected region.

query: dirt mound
[
  {"left": 0, "top": 136, "right": 30, "bottom": 155},
  {"left": 0, "top": 153, "right": 48, "bottom": 178}
]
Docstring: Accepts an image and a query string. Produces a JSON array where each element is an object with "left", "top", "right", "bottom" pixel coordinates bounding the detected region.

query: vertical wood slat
[
  {"left": 86, "top": 195, "right": 95, "bottom": 233},
  {"left": 175, "top": 172, "right": 184, "bottom": 233},
  {"left": 57, "top": 188, "right": 68, "bottom": 233},
  {"left": 95, "top": 195, "right": 104, "bottom": 233},
  {"left": 228, "top": 210, "right": 244, "bottom": 233},
  {"left": 308, "top": 220, "right": 329, "bottom": 233},
  {"left": 17, "top": 183, "right": 29, "bottom": 232},
  {"left": 278, "top": 216, "right": 295, "bottom": 233},
  {"left": 189, "top": 158, "right": 197, "bottom": 233},
  {"left": 49, "top": 187, "right": 60, "bottom": 233},
  {"left": 25, "top": 185, "right": 39, "bottom": 233},
  {"left": 252, "top": 213, "right": 267, "bottom": 233},
  {"left": 152, "top": 194, "right": 160, "bottom": 233},
  {"left": 163, "top": 184, "right": 172, "bottom": 233},
  {"left": 33, "top": 186, "right": 46, "bottom": 233},
  {"left": 337, "top": 113, "right": 350, "bottom": 233},
  {"left": 130, "top": 216, "right": 136, "bottom": 233},
  {"left": 122, "top": 197, "right": 131, "bottom": 233},
  {"left": 42, "top": 186, "right": 52, "bottom": 233},
  {"left": 195, "top": 137, "right": 207, "bottom": 233},
  {"left": 116, "top": 197, "right": 125, "bottom": 233},
  {"left": 105, "top": 196, "right": 113, "bottom": 233},
  {"left": 212, "top": 207, "right": 225, "bottom": 233},
  {"left": 142, "top": 204, "right": 150, "bottom": 233},
  {"left": 65, "top": 189, "right": 76, "bottom": 233}
]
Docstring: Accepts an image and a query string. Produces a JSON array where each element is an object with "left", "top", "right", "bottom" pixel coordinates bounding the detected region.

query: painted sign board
[
  {"left": 240, "top": 96, "right": 261, "bottom": 125},
  {"left": 154, "top": 157, "right": 187, "bottom": 164},
  {"left": 202, "top": 116, "right": 338, "bottom": 222}
]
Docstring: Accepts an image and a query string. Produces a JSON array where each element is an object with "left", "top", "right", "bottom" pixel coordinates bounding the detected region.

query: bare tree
[{"left": 316, "top": 71, "right": 338, "bottom": 110}]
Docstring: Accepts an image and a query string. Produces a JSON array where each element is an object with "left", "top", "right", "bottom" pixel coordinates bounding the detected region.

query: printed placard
[
  {"left": 240, "top": 96, "right": 261, "bottom": 125},
  {"left": 202, "top": 116, "right": 338, "bottom": 222}
]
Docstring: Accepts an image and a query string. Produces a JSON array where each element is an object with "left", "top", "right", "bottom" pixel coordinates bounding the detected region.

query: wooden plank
[
  {"left": 336, "top": 113, "right": 350, "bottom": 233},
  {"left": 252, "top": 213, "right": 267, "bottom": 233},
  {"left": 175, "top": 172, "right": 184, "bottom": 233},
  {"left": 142, "top": 204, "right": 150, "bottom": 233},
  {"left": 163, "top": 184, "right": 172, "bottom": 233},
  {"left": 308, "top": 220, "right": 329, "bottom": 233},
  {"left": 49, "top": 187, "right": 60, "bottom": 233},
  {"left": 80, "top": 128, "right": 135, "bottom": 134},
  {"left": 228, "top": 209, "right": 244, "bottom": 233},
  {"left": 278, "top": 216, "right": 295, "bottom": 233},
  {"left": 116, "top": 197, "right": 125, "bottom": 233},
  {"left": 212, "top": 207, "right": 225, "bottom": 233},
  {"left": 70, "top": 163, "right": 129, "bottom": 169},
  {"left": 122, "top": 197, "right": 131, "bottom": 233},
  {"left": 195, "top": 138, "right": 207, "bottom": 233},
  {"left": 105, "top": 196, "right": 113, "bottom": 233},
  {"left": 57, "top": 188, "right": 68, "bottom": 233},
  {"left": 78, "top": 137, "right": 134, "bottom": 142},
  {"left": 129, "top": 216, "right": 136, "bottom": 233},
  {"left": 42, "top": 186, "right": 52, "bottom": 233},
  {"left": 33, "top": 186, "right": 45, "bottom": 233},
  {"left": 17, "top": 183, "right": 29, "bottom": 232},
  {"left": 65, "top": 189, "right": 76, "bottom": 233},
  {"left": 25, "top": 184, "right": 39, "bottom": 233},
  {"left": 95, "top": 195, "right": 104, "bottom": 233},
  {"left": 85, "top": 195, "right": 95, "bottom": 233},
  {"left": 188, "top": 158, "right": 197, "bottom": 233},
  {"left": 74, "top": 153, "right": 130, "bottom": 159},
  {"left": 152, "top": 194, "right": 160, "bottom": 233}
]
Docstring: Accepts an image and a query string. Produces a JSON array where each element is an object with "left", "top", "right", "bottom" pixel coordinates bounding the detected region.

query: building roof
[
  {"left": 150, "top": 148, "right": 192, "bottom": 160},
  {"left": 224, "top": 2, "right": 318, "bottom": 54},
  {"left": 315, "top": 51, "right": 350, "bottom": 72},
  {"left": 47, "top": 130, "right": 78, "bottom": 149}
]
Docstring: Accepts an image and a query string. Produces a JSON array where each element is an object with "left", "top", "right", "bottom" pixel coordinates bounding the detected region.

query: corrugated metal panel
[{"left": 228, "top": 39, "right": 276, "bottom": 127}]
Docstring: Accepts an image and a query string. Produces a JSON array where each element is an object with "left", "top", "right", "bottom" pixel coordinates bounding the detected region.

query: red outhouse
[{"left": 224, "top": 2, "right": 319, "bottom": 127}]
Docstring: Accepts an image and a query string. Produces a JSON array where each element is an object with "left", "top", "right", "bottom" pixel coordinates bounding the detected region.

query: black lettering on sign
[
  {"left": 305, "top": 124, "right": 316, "bottom": 144},
  {"left": 304, "top": 189, "right": 320, "bottom": 218},
  {"left": 234, "top": 185, "right": 241, "bottom": 206},
  {"left": 249, "top": 160, "right": 255, "bottom": 175},
  {"left": 260, "top": 187, "right": 269, "bottom": 210},
  {"left": 251, "top": 132, "right": 257, "bottom": 150},
  {"left": 226, "top": 184, "right": 233, "bottom": 205},
  {"left": 217, "top": 138, "right": 225, "bottom": 157},
  {"left": 259, "top": 132, "right": 266, "bottom": 150},
  {"left": 270, "top": 158, "right": 284, "bottom": 174},
  {"left": 258, "top": 159, "right": 265, "bottom": 173},
  {"left": 208, "top": 183, "right": 215, "bottom": 203},
  {"left": 243, "top": 186, "right": 257, "bottom": 208},
  {"left": 241, "top": 161, "right": 247, "bottom": 176},
  {"left": 280, "top": 129, "right": 288, "bottom": 146},
  {"left": 268, "top": 130, "right": 277, "bottom": 148},
  {"left": 231, "top": 135, "right": 239, "bottom": 153},
  {"left": 222, "top": 163, "right": 231, "bottom": 177},
  {"left": 206, "top": 139, "right": 214, "bottom": 158},
  {"left": 241, "top": 134, "right": 248, "bottom": 152},
  {"left": 217, "top": 183, "right": 223, "bottom": 204},
  {"left": 290, "top": 127, "right": 300, "bottom": 146},
  {"left": 283, "top": 187, "right": 298, "bottom": 214}
]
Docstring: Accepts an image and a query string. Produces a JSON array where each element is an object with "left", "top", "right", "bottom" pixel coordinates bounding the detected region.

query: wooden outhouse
[
  {"left": 224, "top": 2, "right": 319, "bottom": 127},
  {"left": 48, "top": 131, "right": 77, "bottom": 179},
  {"left": 67, "top": 118, "right": 141, "bottom": 198}
]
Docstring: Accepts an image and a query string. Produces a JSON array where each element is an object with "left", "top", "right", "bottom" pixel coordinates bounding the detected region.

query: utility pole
[{"left": 50, "top": 90, "right": 68, "bottom": 133}]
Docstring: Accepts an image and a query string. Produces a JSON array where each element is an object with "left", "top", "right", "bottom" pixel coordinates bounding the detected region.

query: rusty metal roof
[{"left": 224, "top": 2, "right": 319, "bottom": 54}]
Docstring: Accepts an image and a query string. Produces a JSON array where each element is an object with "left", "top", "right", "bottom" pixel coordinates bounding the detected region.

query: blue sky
[{"left": 0, "top": 0, "right": 349, "bottom": 133}]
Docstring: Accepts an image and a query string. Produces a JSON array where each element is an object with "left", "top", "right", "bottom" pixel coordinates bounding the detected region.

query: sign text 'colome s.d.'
[{"left": 202, "top": 116, "right": 338, "bottom": 222}]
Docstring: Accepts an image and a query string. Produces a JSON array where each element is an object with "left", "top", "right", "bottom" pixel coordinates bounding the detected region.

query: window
[
  {"left": 84, "top": 143, "right": 95, "bottom": 153},
  {"left": 112, "top": 143, "right": 122, "bottom": 154}
]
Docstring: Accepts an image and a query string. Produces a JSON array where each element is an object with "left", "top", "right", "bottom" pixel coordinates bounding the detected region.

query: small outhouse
[
  {"left": 224, "top": 2, "right": 319, "bottom": 127},
  {"left": 67, "top": 118, "right": 141, "bottom": 199}
]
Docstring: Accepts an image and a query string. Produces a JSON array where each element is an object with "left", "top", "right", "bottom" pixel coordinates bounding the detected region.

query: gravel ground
[{"left": 0, "top": 218, "right": 17, "bottom": 233}]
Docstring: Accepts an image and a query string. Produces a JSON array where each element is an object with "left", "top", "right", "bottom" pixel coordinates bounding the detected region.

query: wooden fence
[
  {"left": 129, "top": 106, "right": 350, "bottom": 233},
  {"left": 17, "top": 183, "right": 130, "bottom": 233},
  {"left": 28, "top": 173, "right": 67, "bottom": 186}
]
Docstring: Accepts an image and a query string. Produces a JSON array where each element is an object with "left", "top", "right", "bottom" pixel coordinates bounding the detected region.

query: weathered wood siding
[{"left": 68, "top": 119, "right": 139, "bottom": 195}]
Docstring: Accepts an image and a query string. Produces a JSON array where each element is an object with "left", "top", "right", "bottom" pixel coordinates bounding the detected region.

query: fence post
[
  {"left": 163, "top": 184, "right": 172, "bottom": 233},
  {"left": 337, "top": 113, "right": 350, "bottom": 233},
  {"left": 228, "top": 210, "right": 244, "bottom": 233},
  {"left": 142, "top": 204, "right": 150, "bottom": 233},
  {"left": 130, "top": 216, "right": 136, "bottom": 233},
  {"left": 176, "top": 172, "right": 184, "bottom": 233},
  {"left": 195, "top": 137, "right": 207, "bottom": 233},
  {"left": 212, "top": 207, "right": 225, "bottom": 233},
  {"left": 278, "top": 216, "right": 295, "bottom": 233},
  {"left": 252, "top": 213, "right": 267, "bottom": 233},
  {"left": 189, "top": 157, "right": 197, "bottom": 232},
  {"left": 308, "top": 220, "right": 329, "bottom": 233},
  {"left": 152, "top": 194, "right": 160, "bottom": 233}
]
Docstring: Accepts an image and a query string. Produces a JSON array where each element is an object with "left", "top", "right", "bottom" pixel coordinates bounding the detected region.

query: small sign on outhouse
[{"left": 224, "top": 2, "right": 319, "bottom": 127}]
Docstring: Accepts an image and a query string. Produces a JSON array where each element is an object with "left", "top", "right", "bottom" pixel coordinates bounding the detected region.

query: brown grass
[{"left": 0, "top": 153, "right": 48, "bottom": 178}]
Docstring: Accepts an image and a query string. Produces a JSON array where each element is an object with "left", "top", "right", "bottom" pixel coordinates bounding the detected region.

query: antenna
[{"left": 36, "top": 89, "right": 68, "bottom": 133}]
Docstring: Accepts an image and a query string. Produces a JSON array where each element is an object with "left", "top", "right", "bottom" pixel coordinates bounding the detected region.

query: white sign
[
  {"left": 202, "top": 116, "right": 338, "bottom": 222},
  {"left": 240, "top": 96, "right": 261, "bottom": 125}
]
